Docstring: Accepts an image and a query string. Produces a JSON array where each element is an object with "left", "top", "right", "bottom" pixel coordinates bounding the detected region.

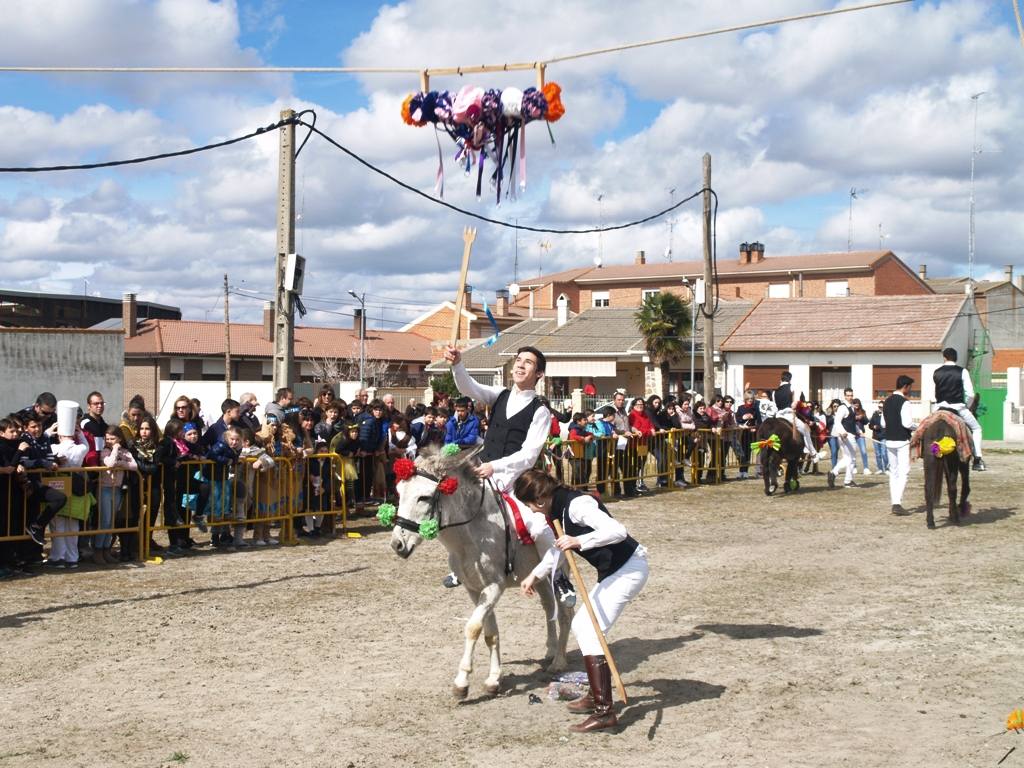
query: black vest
[
  {"left": 933, "top": 364, "right": 965, "bottom": 404},
  {"left": 840, "top": 402, "right": 857, "bottom": 433},
  {"left": 773, "top": 383, "right": 793, "bottom": 410},
  {"left": 480, "top": 388, "right": 542, "bottom": 463},
  {"left": 882, "top": 393, "right": 911, "bottom": 442},
  {"left": 551, "top": 487, "right": 639, "bottom": 583}
]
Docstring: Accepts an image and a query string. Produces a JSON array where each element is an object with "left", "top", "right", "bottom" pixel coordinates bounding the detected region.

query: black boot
[{"left": 569, "top": 655, "right": 617, "bottom": 732}]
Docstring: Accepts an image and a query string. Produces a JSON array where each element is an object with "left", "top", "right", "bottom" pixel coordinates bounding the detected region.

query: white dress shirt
[
  {"left": 452, "top": 362, "right": 550, "bottom": 488},
  {"left": 531, "top": 493, "right": 628, "bottom": 580}
]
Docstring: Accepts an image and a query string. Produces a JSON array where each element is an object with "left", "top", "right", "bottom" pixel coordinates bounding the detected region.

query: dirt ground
[{"left": 1, "top": 450, "right": 1021, "bottom": 768}]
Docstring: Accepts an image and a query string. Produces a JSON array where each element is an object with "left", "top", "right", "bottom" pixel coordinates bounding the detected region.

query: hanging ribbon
[
  {"left": 482, "top": 297, "right": 501, "bottom": 347},
  {"left": 519, "top": 121, "right": 527, "bottom": 191},
  {"left": 433, "top": 129, "right": 445, "bottom": 198}
]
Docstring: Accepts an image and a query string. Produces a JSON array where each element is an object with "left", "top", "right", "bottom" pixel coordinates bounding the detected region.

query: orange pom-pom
[
  {"left": 542, "top": 82, "right": 565, "bottom": 122},
  {"left": 401, "top": 94, "right": 417, "bottom": 126}
]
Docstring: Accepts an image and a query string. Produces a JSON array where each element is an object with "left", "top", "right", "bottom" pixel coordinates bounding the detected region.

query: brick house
[
  {"left": 510, "top": 244, "right": 932, "bottom": 317},
  {"left": 921, "top": 264, "right": 1024, "bottom": 382},
  {"left": 123, "top": 298, "right": 430, "bottom": 415},
  {"left": 720, "top": 294, "right": 982, "bottom": 418}
]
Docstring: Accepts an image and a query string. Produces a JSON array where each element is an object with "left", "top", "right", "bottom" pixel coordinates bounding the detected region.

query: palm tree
[{"left": 634, "top": 291, "right": 691, "bottom": 396}]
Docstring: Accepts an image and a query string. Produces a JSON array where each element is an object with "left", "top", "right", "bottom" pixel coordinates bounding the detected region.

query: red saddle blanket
[{"left": 910, "top": 410, "right": 974, "bottom": 463}]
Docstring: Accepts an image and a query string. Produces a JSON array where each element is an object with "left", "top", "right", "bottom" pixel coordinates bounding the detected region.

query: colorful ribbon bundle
[
  {"left": 750, "top": 434, "right": 782, "bottom": 457},
  {"left": 401, "top": 82, "right": 565, "bottom": 202},
  {"left": 929, "top": 436, "right": 957, "bottom": 458}
]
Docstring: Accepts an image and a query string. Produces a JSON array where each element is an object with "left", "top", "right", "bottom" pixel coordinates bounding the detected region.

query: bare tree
[{"left": 307, "top": 343, "right": 401, "bottom": 387}]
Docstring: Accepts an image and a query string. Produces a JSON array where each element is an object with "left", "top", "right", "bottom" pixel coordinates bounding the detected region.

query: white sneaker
[{"left": 862, "top": 468, "right": 872, "bottom": 475}]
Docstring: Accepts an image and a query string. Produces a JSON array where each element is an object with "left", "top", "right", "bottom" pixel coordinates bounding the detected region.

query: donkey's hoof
[
  {"left": 483, "top": 681, "right": 501, "bottom": 697},
  {"left": 452, "top": 685, "right": 469, "bottom": 700},
  {"left": 926, "top": 521, "right": 936, "bottom": 530},
  {"left": 765, "top": 485, "right": 776, "bottom": 496}
]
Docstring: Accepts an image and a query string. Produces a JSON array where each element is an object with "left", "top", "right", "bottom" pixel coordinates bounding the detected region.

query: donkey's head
[{"left": 385, "top": 446, "right": 482, "bottom": 559}]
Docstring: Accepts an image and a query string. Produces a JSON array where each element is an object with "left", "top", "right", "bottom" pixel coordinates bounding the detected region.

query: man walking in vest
[
  {"left": 773, "top": 372, "right": 817, "bottom": 461},
  {"left": 441, "top": 344, "right": 575, "bottom": 602},
  {"left": 881, "top": 375, "right": 915, "bottom": 514},
  {"left": 933, "top": 348, "right": 985, "bottom": 471}
]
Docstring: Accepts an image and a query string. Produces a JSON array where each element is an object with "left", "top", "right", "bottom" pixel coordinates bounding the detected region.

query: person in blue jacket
[{"left": 444, "top": 396, "right": 480, "bottom": 449}]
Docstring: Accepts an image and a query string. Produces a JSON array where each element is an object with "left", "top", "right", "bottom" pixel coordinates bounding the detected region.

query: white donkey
[{"left": 384, "top": 448, "right": 572, "bottom": 699}]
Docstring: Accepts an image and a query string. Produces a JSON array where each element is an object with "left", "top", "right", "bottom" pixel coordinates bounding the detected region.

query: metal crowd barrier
[{"left": 3, "top": 466, "right": 147, "bottom": 562}]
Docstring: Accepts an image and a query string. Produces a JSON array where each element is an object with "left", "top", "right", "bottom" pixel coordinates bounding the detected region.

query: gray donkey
[{"left": 386, "top": 447, "right": 572, "bottom": 698}]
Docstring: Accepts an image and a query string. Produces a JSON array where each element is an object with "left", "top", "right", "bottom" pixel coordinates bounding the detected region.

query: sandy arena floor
[{"left": 1, "top": 451, "right": 1021, "bottom": 768}]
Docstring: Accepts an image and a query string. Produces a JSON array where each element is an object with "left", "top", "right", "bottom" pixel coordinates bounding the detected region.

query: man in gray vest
[
  {"left": 933, "top": 347, "right": 985, "bottom": 471},
  {"left": 881, "top": 375, "right": 916, "bottom": 514},
  {"left": 440, "top": 344, "right": 574, "bottom": 602}
]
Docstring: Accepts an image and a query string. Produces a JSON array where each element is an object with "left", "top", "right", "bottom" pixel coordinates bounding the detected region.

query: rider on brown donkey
[
  {"left": 772, "top": 372, "right": 818, "bottom": 466},
  {"left": 933, "top": 348, "right": 986, "bottom": 471}
]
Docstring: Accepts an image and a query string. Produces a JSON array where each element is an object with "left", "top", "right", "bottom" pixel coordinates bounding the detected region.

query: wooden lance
[
  {"left": 449, "top": 227, "right": 477, "bottom": 346},
  {"left": 551, "top": 519, "right": 628, "bottom": 705}
]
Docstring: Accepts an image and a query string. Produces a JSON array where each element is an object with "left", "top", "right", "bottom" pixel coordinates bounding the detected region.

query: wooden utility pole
[
  {"left": 223, "top": 273, "right": 232, "bottom": 399},
  {"left": 272, "top": 108, "right": 296, "bottom": 392},
  {"left": 701, "top": 153, "right": 715, "bottom": 402}
]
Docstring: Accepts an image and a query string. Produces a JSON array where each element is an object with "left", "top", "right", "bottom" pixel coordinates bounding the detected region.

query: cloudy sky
[{"left": 0, "top": 0, "right": 1021, "bottom": 330}]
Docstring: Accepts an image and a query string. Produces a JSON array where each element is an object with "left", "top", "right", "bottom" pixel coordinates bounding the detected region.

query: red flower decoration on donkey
[
  {"left": 393, "top": 458, "right": 417, "bottom": 483},
  {"left": 437, "top": 476, "right": 459, "bottom": 495}
]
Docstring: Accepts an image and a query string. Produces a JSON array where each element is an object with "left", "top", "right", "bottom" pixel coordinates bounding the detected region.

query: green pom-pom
[
  {"left": 549, "top": 436, "right": 562, "bottom": 446},
  {"left": 441, "top": 443, "right": 461, "bottom": 456},
  {"left": 376, "top": 503, "right": 397, "bottom": 527},
  {"left": 419, "top": 518, "right": 439, "bottom": 540}
]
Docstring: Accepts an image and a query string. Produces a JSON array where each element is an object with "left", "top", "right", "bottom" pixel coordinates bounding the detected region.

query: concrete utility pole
[
  {"left": 223, "top": 273, "right": 232, "bottom": 399},
  {"left": 701, "top": 153, "right": 715, "bottom": 402},
  {"left": 272, "top": 108, "right": 296, "bottom": 392}
]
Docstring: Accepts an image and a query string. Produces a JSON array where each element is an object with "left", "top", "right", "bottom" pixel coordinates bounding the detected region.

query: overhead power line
[{"left": 0, "top": 1, "right": 912, "bottom": 76}]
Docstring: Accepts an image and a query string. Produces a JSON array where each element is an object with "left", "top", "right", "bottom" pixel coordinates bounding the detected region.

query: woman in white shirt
[{"left": 515, "top": 469, "right": 649, "bottom": 733}]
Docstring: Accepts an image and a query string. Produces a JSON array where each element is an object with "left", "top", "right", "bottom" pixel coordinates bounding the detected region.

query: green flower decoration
[
  {"left": 419, "top": 518, "right": 440, "bottom": 540},
  {"left": 376, "top": 503, "right": 397, "bottom": 527},
  {"left": 441, "top": 443, "right": 461, "bottom": 456}
]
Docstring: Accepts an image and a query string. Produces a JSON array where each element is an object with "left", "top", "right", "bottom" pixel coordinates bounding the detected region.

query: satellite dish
[
  {"left": 508, "top": 282, "right": 520, "bottom": 297},
  {"left": 593, "top": 255, "right": 603, "bottom": 268}
]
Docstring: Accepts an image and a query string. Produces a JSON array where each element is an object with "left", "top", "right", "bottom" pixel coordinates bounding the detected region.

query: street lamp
[
  {"left": 681, "top": 277, "right": 697, "bottom": 393},
  {"left": 348, "top": 290, "right": 366, "bottom": 388}
]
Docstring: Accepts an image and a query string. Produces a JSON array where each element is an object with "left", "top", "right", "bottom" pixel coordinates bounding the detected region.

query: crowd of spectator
[{"left": 1, "top": 380, "right": 892, "bottom": 579}]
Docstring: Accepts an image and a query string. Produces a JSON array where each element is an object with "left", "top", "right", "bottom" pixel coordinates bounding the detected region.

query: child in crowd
[
  {"left": 179, "top": 422, "right": 211, "bottom": 537},
  {"left": 237, "top": 426, "right": 275, "bottom": 546},
  {"left": 567, "top": 412, "right": 594, "bottom": 489},
  {"left": 444, "top": 397, "right": 480, "bottom": 448},
  {"left": 252, "top": 423, "right": 282, "bottom": 544},
  {"left": 591, "top": 407, "right": 616, "bottom": 497},
  {"left": 206, "top": 425, "right": 241, "bottom": 548},
  {"left": 49, "top": 426, "right": 91, "bottom": 570},
  {"left": 19, "top": 414, "right": 67, "bottom": 556},
  {"left": 329, "top": 422, "right": 361, "bottom": 510},
  {"left": 97, "top": 425, "right": 137, "bottom": 565},
  {"left": 385, "top": 415, "right": 417, "bottom": 499}
]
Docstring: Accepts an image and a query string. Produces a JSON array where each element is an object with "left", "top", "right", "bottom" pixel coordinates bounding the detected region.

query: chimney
[
  {"left": 751, "top": 241, "right": 765, "bottom": 263},
  {"left": 262, "top": 301, "right": 275, "bottom": 341},
  {"left": 1017, "top": 274, "right": 1024, "bottom": 292},
  {"left": 739, "top": 242, "right": 751, "bottom": 264},
  {"left": 122, "top": 293, "right": 137, "bottom": 338},
  {"left": 495, "top": 289, "right": 509, "bottom": 317},
  {"left": 353, "top": 307, "right": 367, "bottom": 338},
  {"left": 1005, "top": 265, "right": 1014, "bottom": 283},
  {"left": 634, "top": 250, "right": 646, "bottom": 266},
  {"left": 918, "top": 264, "right": 927, "bottom": 280},
  {"left": 556, "top": 294, "right": 569, "bottom": 327}
]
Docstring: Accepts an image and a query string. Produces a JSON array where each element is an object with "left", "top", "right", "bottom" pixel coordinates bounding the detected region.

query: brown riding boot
[
  {"left": 567, "top": 655, "right": 599, "bottom": 713},
  {"left": 569, "top": 655, "right": 618, "bottom": 733}
]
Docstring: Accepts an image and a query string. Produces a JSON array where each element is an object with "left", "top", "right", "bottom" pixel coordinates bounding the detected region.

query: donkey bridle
[{"left": 393, "top": 467, "right": 487, "bottom": 535}]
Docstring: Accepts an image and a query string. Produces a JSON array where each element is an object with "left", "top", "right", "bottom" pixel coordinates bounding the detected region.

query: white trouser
[
  {"left": 830, "top": 433, "right": 857, "bottom": 484},
  {"left": 778, "top": 409, "right": 816, "bottom": 456},
  {"left": 49, "top": 516, "right": 80, "bottom": 563},
  {"left": 936, "top": 402, "right": 982, "bottom": 457},
  {"left": 573, "top": 547, "right": 649, "bottom": 655},
  {"left": 885, "top": 441, "right": 910, "bottom": 505}
]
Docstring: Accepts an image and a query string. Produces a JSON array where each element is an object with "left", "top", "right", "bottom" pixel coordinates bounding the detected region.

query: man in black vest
[
  {"left": 441, "top": 344, "right": 572, "bottom": 599},
  {"left": 933, "top": 347, "right": 985, "bottom": 470},
  {"left": 881, "top": 375, "right": 915, "bottom": 514},
  {"left": 772, "top": 372, "right": 817, "bottom": 461}
]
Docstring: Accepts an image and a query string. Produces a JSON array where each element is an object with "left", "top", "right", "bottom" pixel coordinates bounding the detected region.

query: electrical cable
[
  {"left": 0, "top": 118, "right": 291, "bottom": 173},
  {"left": 295, "top": 117, "right": 713, "bottom": 235}
]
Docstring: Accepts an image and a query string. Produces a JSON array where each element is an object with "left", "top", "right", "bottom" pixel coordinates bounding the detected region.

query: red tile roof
[
  {"left": 125, "top": 319, "right": 430, "bottom": 362},
  {"left": 520, "top": 250, "right": 906, "bottom": 285},
  {"left": 720, "top": 295, "right": 968, "bottom": 352}
]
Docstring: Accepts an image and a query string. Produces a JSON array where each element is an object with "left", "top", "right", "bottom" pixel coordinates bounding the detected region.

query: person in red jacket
[{"left": 627, "top": 397, "right": 654, "bottom": 492}]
